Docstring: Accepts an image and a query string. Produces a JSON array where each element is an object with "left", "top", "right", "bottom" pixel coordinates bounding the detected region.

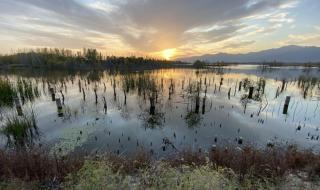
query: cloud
[
  {"left": 314, "top": 26, "right": 320, "bottom": 31},
  {"left": 223, "top": 40, "right": 256, "bottom": 49},
  {"left": 268, "top": 12, "right": 294, "bottom": 24},
  {"left": 13, "top": 0, "right": 118, "bottom": 33},
  {"left": 0, "top": 0, "right": 303, "bottom": 56},
  {"left": 279, "top": 33, "right": 320, "bottom": 46},
  {"left": 118, "top": 0, "right": 294, "bottom": 51}
]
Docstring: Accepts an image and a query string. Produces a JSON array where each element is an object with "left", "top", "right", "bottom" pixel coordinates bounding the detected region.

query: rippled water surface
[{"left": 1, "top": 66, "right": 319, "bottom": 156}]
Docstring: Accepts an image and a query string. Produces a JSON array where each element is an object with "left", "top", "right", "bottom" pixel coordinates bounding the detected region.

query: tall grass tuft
[
  {"left": 17, "top": 79, "right": 40, "bottom": 103},
  {"left": 0, "top": 78, "right": 16, "bottom": 107},
  {"left": 1, "top": 110, "right": 39, "bottom": 148}
]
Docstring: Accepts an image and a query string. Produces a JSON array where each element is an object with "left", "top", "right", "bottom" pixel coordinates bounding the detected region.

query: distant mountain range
[{"left": 179, "top": 45, "right": 320, "bottom": 63}]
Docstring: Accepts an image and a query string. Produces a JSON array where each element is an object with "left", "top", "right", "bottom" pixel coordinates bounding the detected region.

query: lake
[{"left": 0, "top": 65, "right": 319, "bottom": 157}]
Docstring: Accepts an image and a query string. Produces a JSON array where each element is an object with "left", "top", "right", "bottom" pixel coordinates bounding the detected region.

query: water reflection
[{"left": 0, "top": 66, "right": 319, "bottom": 155}]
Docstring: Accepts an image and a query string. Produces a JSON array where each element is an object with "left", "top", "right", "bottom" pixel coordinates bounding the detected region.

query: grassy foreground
[{"left": 0, "top": 146, "right": 320, "bottom": 190}]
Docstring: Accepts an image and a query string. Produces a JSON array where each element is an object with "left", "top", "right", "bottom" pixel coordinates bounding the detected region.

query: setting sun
[{"left": 162, "top": 48, "right": 176, "bottom": 60}]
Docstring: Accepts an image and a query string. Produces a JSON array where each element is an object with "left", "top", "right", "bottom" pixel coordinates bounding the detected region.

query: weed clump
[
  {"left": 0, "top": 149, "right": 84, "bottom": 183},
  {"left": 1, "top": 110, "right": 38, "bottom": 148},
  {"left": 0, "top": 78, "right": 16, "bottom": 107}
]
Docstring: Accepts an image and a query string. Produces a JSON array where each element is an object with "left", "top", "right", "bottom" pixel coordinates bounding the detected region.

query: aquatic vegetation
[
  {"left": 121, "top": 73, "right": 136, "bottom": 93},
  {"left": 0, "top": 78, "right": 16, "bottom": 107},
  {"left": 239, "top": 77, "right": 267, "bottom": 113},
  {"left": 16, "top": 78, "right": 40, "bottom": 103},
  {"left": 139, "top": 111, "right": 164, "bottom": 128},
  {"left": 185, "top": 111, "right": 202, "bottom": 127},
  {"left": 297, "top": 76, "right": 320, "bottom": 98},
  {"left": 240, "top": 78, "right": 265, "bottom": 101},
  {"left": 0, "top": 68, "right": 319, "bottom": 182},
  {"left": 1, "top": 110, "right": 39, "bottom": 148},
  {"left": 50, "top": 122, "right": 102, "bottom": 156},
  {"left": 120, "top": 73, "right": 166, "bottom": 128},
  {"left": 183, "top": 80, "right": 204, "bottom": 127}
]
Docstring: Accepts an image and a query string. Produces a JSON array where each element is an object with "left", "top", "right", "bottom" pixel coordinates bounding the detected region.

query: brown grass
[
  {"left": 166, "top": 145, "right": 320, "bottom": 181},
  {"left": 102, "top": 149, "right": 152, "bottom": 174},
  {"left": 0, "top": 145, "right": 319, "bottom": 185},
  {"left": 0, "top": 149, "right": 84, "bottom": 182}
]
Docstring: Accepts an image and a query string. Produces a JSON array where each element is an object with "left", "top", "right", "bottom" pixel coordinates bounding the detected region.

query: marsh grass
[
  {"left": 297, "top": 76, "right": 320, "bottom": 98},
  {"left": 185, "top": 111, "right": 202, "bottom": 127},
  {"left": 0, "top": 77, "right": 40, "bottom": 108},
  {"left": 1, "top": 110, "right": 39, "bottom": 148},
  {"left": 0, "top": 78, "right": 16, "bottom": 107},
  {"left": 17, "top": 79, "right": 40, "bottom": 103}
]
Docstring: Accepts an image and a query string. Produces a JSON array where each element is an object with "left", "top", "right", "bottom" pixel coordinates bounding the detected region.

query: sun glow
[{"left": 162, "top": 48, "right": 176, "bottom": 60}]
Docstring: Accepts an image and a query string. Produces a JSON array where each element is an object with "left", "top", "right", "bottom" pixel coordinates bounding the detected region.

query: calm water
[{"left": 0, "top": 66, "right": 320, "bottom": 157}]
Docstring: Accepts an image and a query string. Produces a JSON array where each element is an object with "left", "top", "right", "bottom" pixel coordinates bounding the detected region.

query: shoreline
[{"left": 0, "top": 145, "right": 319, "bottom": 189}]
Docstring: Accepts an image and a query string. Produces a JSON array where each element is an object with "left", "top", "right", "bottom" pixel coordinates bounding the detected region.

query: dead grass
[
  {"left": 0, "top": 149, "right": 84, "bottom": 182},
  {"left": 0, "top": 145, "right": 319, "bottom": 188},
  {"left": 166, "top": 145, "right": 320, "bottom": 182},
  {"left": 98, "top": 149, "right": 152, "bottom": 174}
]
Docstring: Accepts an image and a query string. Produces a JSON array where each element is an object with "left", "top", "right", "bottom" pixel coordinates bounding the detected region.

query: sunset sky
[{"left": 0, "top": 0, "right": 319, "bottom": 59}]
